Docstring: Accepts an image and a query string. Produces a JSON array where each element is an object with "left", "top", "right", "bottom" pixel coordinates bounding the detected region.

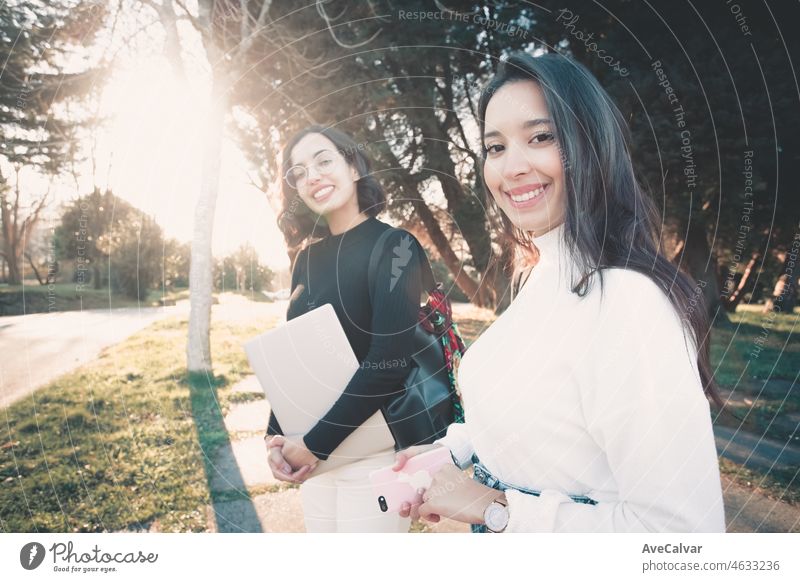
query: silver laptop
[{"left": 244, "top": 303, "right": 395, "bottom": 476}]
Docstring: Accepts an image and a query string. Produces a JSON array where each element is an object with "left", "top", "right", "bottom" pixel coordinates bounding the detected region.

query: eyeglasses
[{"left": 284, "top": 151, "right": 340, "bottom": 189}]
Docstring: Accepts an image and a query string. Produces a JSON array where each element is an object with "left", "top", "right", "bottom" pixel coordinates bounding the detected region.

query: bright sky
[
  {"left": 16, "top": 3, "right": 292, "bottom": 277},
  {"left": 94, "top": 54, "right": 290, "bottom": 273}
]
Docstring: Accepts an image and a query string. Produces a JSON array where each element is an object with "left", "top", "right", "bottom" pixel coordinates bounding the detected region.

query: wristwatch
[{"left": 484, "top": 496, "right": 509, "bottom": 533}]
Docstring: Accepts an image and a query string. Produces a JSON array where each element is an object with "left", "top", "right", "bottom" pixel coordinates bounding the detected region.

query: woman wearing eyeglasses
[{"left": 263, "top": 125, "right": 423, "bottom": 532}]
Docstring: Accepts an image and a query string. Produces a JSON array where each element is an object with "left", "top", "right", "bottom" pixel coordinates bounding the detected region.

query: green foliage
[
  {"left": 162, "top": 239, "right": 191, "bottom": 289},
  {"left": 0, "top": 0, "right": 107, "bottom": 172},
  {"left": 213, "top": 243, "right": 274, "bottom": 293},
  {"left": 54, "top": 189, "right": 165, "bottom": 300},
  {"left": 214, "top": 256, "right": 238, "bottom": 292},
  {"left": 108, "top": 214, "right": 164, "bottom": 301},
  {"left": 55, "top": 189, "right": 119, "bottom": 288}
]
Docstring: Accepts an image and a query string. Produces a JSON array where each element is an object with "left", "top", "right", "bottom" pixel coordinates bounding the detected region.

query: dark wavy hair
[
  {"left": 478, "top": 52, "right": 721, "bottom": 406},
  {"left": 277, "top": 125, "right": 386, "bottom": 252}
]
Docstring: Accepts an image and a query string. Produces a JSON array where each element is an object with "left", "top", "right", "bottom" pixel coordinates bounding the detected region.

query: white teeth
[
  {"left": 509, "top": 186, "right": 546, "bottom": 203},
  {"left": 314, "top": 185, "right": 334, "bottom": 200}
]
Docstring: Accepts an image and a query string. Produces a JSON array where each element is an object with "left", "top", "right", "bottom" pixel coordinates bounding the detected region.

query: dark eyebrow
[
  {"left": 292, "top": 148, "right": 334, "bottom": 167},
  {"left": 483, "top": 118, "right": 552, "bottom": 141}
]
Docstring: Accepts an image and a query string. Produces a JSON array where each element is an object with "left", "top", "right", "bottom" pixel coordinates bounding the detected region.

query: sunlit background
[
  {"left": 7, "top": 4, "right": 290, "bottom": 276},
  {"left": 1, "top": 0, "right": 798, "bottom": 536}
]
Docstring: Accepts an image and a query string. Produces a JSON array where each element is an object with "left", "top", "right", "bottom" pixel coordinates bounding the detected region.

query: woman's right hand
[
  {"left": 265, "top": 435, "right": 314, "bottom": 484},
  {"left": 392, "top": 443, "right": 446, "bottom": 521}
]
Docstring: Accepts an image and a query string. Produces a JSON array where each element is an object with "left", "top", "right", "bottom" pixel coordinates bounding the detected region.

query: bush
[
  {"left": 108, "top": 215, "right": 163, "bottom": 301},
  {"left": 162, "top": 239, "right": 191, "bottom": 289},
  {"left": 214, "top": 244, "right": 274, "bottom": 293}
]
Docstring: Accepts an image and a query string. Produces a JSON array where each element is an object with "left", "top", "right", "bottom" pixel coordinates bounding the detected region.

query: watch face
[{"left": 485, "top": 502, "right": 509, "bottom": 532}]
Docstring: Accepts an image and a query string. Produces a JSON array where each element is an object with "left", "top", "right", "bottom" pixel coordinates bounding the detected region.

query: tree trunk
[
  {"left": 26, "top": 253, "right": 44, "bottom": 285},
  {"left": 765, "top": 238, "right": 799, "bottom": 314},
  {"left": 0, "top": 193, "right": 22, "bottom": 285},
  {"left": 4, "top": 251, "right": 21, "bottom": 285},
  {"left": 370, "top": 122, "right": 494, "bottom": 308},
  {"left": 187, "top": 68, "right": 228, "bottom": 373},
  {"left": 410, "top": 197, "right": 495, "bottom": 307},
  {"left": 1, "top": 237, "right": 21, "bottom": 285},
  {"left": 722, "top": 252, "right": 760, "bottom": 312},
  {"left": 421, "top": 117, "right": 494, "bottom": 277},
  {"left": 1, "top": 174, "right": 49, "bottom": 286}
]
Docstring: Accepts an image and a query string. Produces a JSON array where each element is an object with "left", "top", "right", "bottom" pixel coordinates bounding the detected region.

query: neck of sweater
[
  {"left": 529, "top": 222, "right": 584, "bottom": 292},
  {"left": 532, "top": 222, "right": 566, "bottom": 263}
]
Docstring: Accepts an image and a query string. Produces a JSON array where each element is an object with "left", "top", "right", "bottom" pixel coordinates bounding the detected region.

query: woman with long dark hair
[
  {"left": 264, "top": 125, "right": 424, "bottom": 532},
  {"left": 393, "top": 52, "right": 725, "bottom": 532}
]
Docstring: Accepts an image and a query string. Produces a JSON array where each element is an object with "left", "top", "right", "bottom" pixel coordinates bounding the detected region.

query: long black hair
[
  {"left": 277, "top": 125, "right": 386, "bottom": 252},
  {"left": 478, "top": 52, "right": 721, "bottom": 406}
]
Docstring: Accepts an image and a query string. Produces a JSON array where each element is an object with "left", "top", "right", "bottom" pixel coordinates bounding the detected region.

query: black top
[{"left": 266, "top": 217, "right": 424, "bottom": 461}]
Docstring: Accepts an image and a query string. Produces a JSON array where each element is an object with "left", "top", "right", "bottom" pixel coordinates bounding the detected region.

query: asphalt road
[{"left": 0, "top": 302, "right": 187, "bottom": 409}]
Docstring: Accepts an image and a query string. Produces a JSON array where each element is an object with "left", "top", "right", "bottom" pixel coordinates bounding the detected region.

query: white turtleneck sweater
[{"left": 435, "top": 223, "right": 725, "bottom": 532}]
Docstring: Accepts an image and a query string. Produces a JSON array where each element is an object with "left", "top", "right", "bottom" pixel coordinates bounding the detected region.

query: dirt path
[{"left": 722, "top": 475, "right": 800, "bottom": 532}]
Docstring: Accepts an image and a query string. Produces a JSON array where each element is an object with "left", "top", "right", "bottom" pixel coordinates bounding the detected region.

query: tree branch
[
  {"left": 171, "top": 0, "right": 204, "bottom": 33},
  {"left": 237, "top": 1, "right": 277, "bottom": 59},
  {"left": 25, "top": 252, "right": 45, "bottom": 286},
  {"left": 316, "top": 0, "right": 382, "bottom": 49}
]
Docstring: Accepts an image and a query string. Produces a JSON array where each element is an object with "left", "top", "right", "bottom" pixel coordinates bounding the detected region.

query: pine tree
[{"left": 0, "top": 0, "right": 106, "bottom": 284}]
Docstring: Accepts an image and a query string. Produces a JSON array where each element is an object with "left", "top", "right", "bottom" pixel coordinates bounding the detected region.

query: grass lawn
[
  {"left": 0, "top": 305, "right": 281, "bottom": 532},
  {"left": 710, "top": 306, "right": 799, "bottom": 445},
  {"left": 0, "top": 283, "right": 191, "bottom": 316},
  {"left": 713, "top": 305, "right": 800, "bottom": 385}
]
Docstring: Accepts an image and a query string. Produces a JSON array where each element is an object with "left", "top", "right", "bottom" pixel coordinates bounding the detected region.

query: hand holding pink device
[{"left": 369, "top": 446, "right": 454, "bottom": 513}]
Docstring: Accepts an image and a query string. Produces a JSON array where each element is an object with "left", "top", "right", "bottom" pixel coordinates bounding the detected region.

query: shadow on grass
[{"left": 187, "top": 371, "right": 262, "bottom": 533}]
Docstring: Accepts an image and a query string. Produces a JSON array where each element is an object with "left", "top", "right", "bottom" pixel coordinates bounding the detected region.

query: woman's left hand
[
  {"left": 270, "top": 435, "right": 320, "bottom": 478},
  {"left": 417, "top": 463, "right": 503, "bottom": 524}
]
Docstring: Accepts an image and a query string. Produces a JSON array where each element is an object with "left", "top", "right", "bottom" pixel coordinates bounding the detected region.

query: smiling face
[
  {"left": 482, "top": 80, "right": 567, "bottom": 236},
  {"left": 288, "top": 132, "right": 361, "bottom": 218}
]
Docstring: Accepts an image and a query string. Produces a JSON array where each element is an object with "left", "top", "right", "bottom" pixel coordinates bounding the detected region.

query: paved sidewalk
[
  {"left": 203, "top": 375, "right": 799, "bottom": 533},
  {"left": 204, "top": 374, "right": 467, "bottom": 533}
]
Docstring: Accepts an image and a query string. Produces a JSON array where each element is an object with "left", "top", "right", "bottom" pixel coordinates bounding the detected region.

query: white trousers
[{"left": 299, "top": 447, "right": 411, "bottom": 533}]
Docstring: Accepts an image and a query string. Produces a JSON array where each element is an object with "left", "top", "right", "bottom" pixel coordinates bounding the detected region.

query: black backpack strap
[{"left": 368, "top": 227, "right": 436, "bottom": 305}]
